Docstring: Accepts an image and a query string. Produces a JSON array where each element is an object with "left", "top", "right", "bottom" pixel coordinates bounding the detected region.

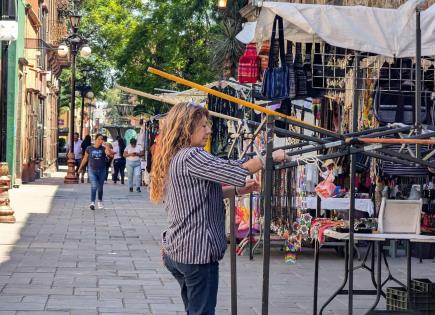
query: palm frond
[{"left": 210, "top": 19, "right": 245, "bottom": 77}]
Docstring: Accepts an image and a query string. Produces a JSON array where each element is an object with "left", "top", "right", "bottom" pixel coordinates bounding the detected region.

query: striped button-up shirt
[{"left": 163, "top": 147, "right": 250, "bottom": 264}]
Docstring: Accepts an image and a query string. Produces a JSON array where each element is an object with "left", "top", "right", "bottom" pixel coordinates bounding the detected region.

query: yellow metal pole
[{"left": 147, "top": 67, "right": 333, "bottom": 135}]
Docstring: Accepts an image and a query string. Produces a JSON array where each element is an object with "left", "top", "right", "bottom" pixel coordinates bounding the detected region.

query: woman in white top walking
[{"left": 124, "top": 138, "right": 143, "bottom": 192}]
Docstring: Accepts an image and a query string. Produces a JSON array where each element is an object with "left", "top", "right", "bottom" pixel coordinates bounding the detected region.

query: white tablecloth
[
  {"left": 304, "top": 197, "right": 374, "bottom": 216},
  {"left": 325, "top": 230, "right": 435, "bottom": 243}
]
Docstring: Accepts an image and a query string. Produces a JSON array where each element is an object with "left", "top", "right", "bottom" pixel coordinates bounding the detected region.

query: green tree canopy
[{"left": 61, "top": 0, "right": 247, "bottom": 116}]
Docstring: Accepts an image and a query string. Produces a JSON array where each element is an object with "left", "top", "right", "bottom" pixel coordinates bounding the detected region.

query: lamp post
[
  {"left": 76, "top": 84, "right": 93, "bottom": 139},
  {"left": 88, "top": 99, "right": 96, "bottom": 138},
  {"left": 58, "top": 13, "right": 91, "bottom": 184}
]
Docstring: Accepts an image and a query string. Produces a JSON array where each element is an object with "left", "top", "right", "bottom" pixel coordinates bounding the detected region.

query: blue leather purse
[{"left": 261, "top": 15, "right": 290, "bottom": 100}]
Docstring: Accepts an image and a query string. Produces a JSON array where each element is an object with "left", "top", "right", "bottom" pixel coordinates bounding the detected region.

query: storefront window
[{"left": 1, "top": 0, "right": 17, "bottom": 20}]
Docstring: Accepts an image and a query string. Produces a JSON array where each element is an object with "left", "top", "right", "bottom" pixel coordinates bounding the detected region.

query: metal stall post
[
  {"left": 415, "top": 7, "right": 422, "bottom": 160},
  {"left": 229, "top": 190, "right": 238, "bottom": 315},
  {"left": 410, "top": 6, "right": 422, "bottom": 288},
  {"left": 348, "top": 53, "right": 360, "bottom": 315},
  {"left": 249, "top": 191, "right": 254, "bottom": 260},
  {"left": 313, "top": 197, "right": 322, "bottom": 315},
  {"left": 313, "top": 193, "right": 321, "bottom": 315},
  {"left": 249, "top": 84, "right": 255, "bottom": 260},
  {"left": 262, "top": 115, "right": 275, "bottom": 315},
  {"left": 313, "top": 117, "right": 323, "bottom": 315}
]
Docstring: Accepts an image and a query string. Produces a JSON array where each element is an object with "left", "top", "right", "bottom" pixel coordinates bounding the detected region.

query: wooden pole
[{"left": 115, "top": 84, "right": 241, "bottom": 122}]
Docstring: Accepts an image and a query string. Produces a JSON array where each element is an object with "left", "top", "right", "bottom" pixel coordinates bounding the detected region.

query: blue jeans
[
  {"left": 126, "top": 160, "right": 141, "bottom": 189},
  {"left": 163, "top": 255, "right": 218, "bottom": 315},
  {"left": 88, "top": 168, "right": 106, "bottom": 202}
]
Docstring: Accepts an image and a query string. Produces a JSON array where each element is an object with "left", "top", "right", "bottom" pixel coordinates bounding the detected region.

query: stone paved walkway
[{"left": 0, "top": 170, "right": 434, "bottom": 314}]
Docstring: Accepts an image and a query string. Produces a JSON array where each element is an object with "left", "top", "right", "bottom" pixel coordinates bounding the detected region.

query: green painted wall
[{"left": 6, "top": 0, "right": 25, "bottom": 184}]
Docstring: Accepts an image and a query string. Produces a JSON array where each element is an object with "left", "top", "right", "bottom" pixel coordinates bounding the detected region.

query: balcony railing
[{"left": 47, "top": 19, "right": 68, "bottom": 45}]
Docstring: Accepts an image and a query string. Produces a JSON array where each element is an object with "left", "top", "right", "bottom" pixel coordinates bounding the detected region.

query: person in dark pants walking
[
  {"left": 112, "top": 136, "right": 126, "bottom": 184},
  {"left": 80, "top": 135, "right": 92, "bottom": 183},
  {"left": 150, "top": 103, "right": 287, "bottom": 314},
  {"left": 102, "top": 136, "right": 113, "bottom": 181},
  {"left": 78, "top": 134, "right": 114, "bottom": 210}
]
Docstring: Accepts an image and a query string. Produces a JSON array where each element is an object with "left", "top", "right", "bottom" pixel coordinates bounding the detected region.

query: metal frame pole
[
  {"left": 229, "top": 191, "right": 237, "bottom": 315},
  {"left": 274, "top": 125, "right": 411, "bottom": 152},
  {"left": 348, "top": 53, "right": 360, "bottom": 315},
  {"left": 277, "top": 144, "right": 415, "bottom": 170},
  {"left": 415, "top": 8, "right": 422, "bottom": 159},
  {"left": 249, "top": 86, "right": 255, "bottom": 260},
  {"left": 313, "top": 177, "right": 322, "bottom": 315},
  {"left": 261, "top": 115, "right": 274, "bottom": 315}
]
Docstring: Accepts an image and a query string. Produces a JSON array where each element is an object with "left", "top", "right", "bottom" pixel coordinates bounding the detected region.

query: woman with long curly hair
[{"left": 150, "top": 103, "right": 286, "bottom": 315}]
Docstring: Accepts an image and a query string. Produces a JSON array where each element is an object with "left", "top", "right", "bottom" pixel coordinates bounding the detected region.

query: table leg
[
  {"left": 381, "top": 253, "right": 405, "bottom": 288},
  {"left": 407, "top": 240, "right": 411, "bottom": 291},
  {"left": 313, "top": 240, "right": 320, "bottom": 315},
  {"left": 368, "top": 241, "right": 382, "bottom": 312},
  {"left": 319, "top": 240, "right": 349, "bottom": 315}
]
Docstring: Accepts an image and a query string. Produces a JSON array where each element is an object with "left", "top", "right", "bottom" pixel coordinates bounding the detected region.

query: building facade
[
  {"left": 1, "top": 0, "right": 70, "bottom": 186},
  {"left": 1, "top": 0, "right": 23, "bottom": 183},
  {"left": 16, "top": 0, "right": 69, "bottom": 184}
]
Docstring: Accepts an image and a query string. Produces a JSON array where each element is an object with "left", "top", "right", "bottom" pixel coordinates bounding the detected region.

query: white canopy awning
[
  {"left": 0, "top": 21, "right": 18, "bottom": 41},
  {"left": 237, "top": 0, "right": 435, "bottom": 58}
]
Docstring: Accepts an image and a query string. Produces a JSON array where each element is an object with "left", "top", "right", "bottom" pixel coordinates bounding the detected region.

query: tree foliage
[{"left": 60, "top": 0, "right": 247, "bottom": 117}]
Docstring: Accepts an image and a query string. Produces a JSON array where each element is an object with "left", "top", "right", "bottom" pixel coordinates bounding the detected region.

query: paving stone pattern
[{"left": 1, "top": 171, "right": 434, "bottom": 314}]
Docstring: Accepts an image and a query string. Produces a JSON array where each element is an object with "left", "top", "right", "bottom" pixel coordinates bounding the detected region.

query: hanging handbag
[
  {"left": 303, "top": 43, "right": 313, "bottom": 97},
  {"left": 261, "top": 15, "right": 289, "bottom": 100},
  {"left": 238, "top": 43, "right": 260, "bottom": 84},
  {"left": 373, "top": 85, "right": 429, "bottom": 125},
  {"left": 374, "top": 59, "right": 430, "bottom": 125},
  {"left": 275, "top": 98, "right": 292, "bottom": 135},
  {"left": 285, "top": 40, "right": 296, "bottom": 99},
  {"left": 258, "top": 40, "right": 270, "bottom": 77},
  {"left": 294, "top": 42, "right": 307, "bottom": 98}
]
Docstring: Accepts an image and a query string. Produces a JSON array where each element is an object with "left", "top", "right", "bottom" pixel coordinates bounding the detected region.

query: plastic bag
[{"left": 315, "top": 171, "right": 336, "bottom": 199}]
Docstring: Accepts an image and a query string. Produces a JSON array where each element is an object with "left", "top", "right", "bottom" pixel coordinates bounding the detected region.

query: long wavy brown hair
[{"left": 150, "top": 103, "right": 209, "bottom": 203}]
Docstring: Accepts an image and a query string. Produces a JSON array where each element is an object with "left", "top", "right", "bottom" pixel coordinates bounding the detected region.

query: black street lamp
[
  {"left": 58, "top": 12, "right": 92, "bottom": 184},
  {"left": 76, "top": 84, "right": 93, "bottom": 139}
]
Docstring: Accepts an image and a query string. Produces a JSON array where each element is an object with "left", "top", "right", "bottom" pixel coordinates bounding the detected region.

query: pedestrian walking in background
[
  {"left": 124, "top": 138, "right": 143, "bottom": 192},
  {"left": 150, "top": 103, "right": 287, "bottom": 315},
  {"left": 78, "top": 134, "right": 114, "bottom": 210},
  {"left": 67, "top": 132, "right": 82, "bottom": 176},
  {"left": 80, "top": 135, "right": 92, "bottom": 183},
  {"left": 102, "top": 136, "right": 113, "bottom": 181},
  {"left": 112, "top": 136, "right": 126, "bottom": 184}
]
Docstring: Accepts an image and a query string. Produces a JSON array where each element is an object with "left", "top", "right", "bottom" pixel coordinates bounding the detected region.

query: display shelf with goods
[{"left": 146, "top": 2, "right": 435, "bottom": 313}]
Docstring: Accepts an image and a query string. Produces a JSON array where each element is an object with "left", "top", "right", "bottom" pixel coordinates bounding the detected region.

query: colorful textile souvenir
[
  {"left": 235, "top": 196, "right": 260, "bottom": 239},
  {"left": 238, "top": 43, "right": 260, "bottom": 84},
  {"left": 310, "top": 218, "right": 346, "bottom": 244},
  {"left": 285, "top": 212, "right": 313, "bottom": 264}
]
